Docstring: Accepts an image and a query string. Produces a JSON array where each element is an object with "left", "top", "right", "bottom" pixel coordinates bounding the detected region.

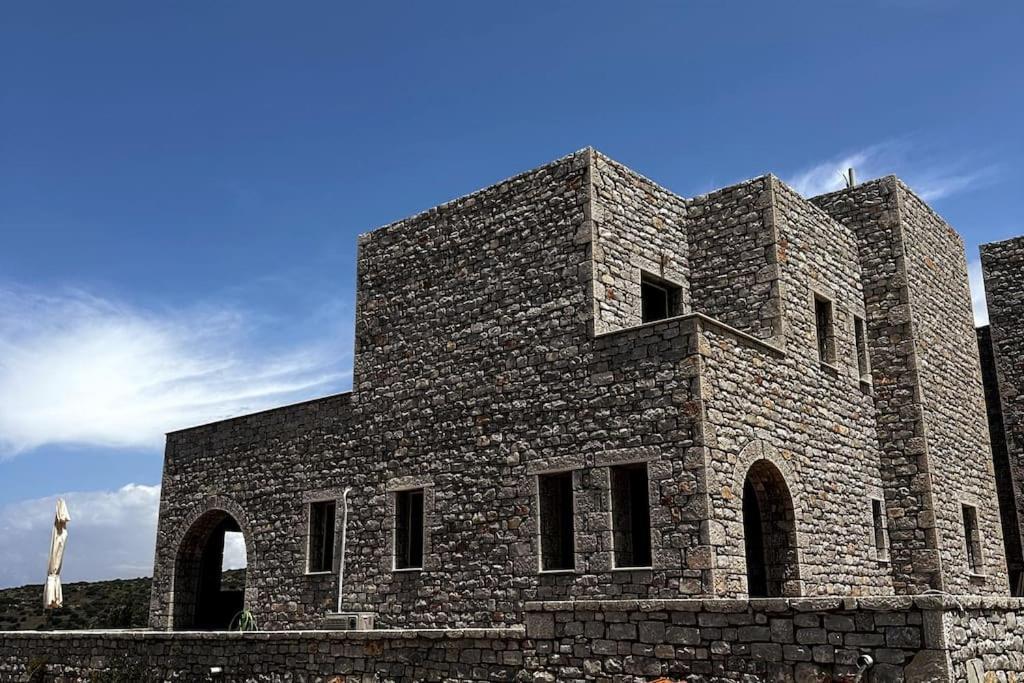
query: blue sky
[{"left": 1, "top": 1, "right": 1022, "bottom": 587}]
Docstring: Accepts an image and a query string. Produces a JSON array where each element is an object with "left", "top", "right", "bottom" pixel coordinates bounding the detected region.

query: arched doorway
[
  {"left": 742, "top": 459, "right": 801, "bottom": 598},
  {"left": 172, "top": 509, "right": 249, "bottom": 630}
]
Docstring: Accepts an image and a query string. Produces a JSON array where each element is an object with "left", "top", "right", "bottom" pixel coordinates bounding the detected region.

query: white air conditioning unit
[{"left": 322, "top": 612, "right": 375, "bottom": 631}]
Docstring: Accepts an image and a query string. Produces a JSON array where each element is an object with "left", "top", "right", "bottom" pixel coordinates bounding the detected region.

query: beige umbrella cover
[{"left": 43, "top": 498, "right": 70, "bottom": 609}]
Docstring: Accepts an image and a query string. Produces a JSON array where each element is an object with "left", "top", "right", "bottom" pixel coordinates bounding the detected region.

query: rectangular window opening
[
  {"left": 854, "top": 315, "right": 871, "bottom": 385},
  {"left": 962, "top": 504, "right": 982, "bottom": 574},
  {"left": 395, "top": 489, "right": 425, "bottom": 570},
  {"left": 814, "top": 295, "right": 836, "bottom": 364},
  {"left": 611, "top": 463, "right": 653, "bottom": 568},
  {"left": 307, "top": 500, "right": 336, "bottom": 573},
  {"left": 871, "top": 499, "right": 889, "bottom": 563},
  {"left": 641, "top": 272, "right": 682, "bottom": 324},
  {"left": 538, "top": 472, "right": 575, "bottom": 571}
]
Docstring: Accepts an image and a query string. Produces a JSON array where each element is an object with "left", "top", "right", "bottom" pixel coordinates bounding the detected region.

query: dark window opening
[
  {"left": 539, "top": 472, "right": 575, "bottom": 571},
  {"left": 855, "top": 315, "right": 870, "bottom": 378},
  {"left": 814, "top": 295, "right": 836, "bottom": 364},
  {"left": 641, "top": 272, "right": 682, "bottom": 324},
  {"left": 395, "top": 489, "right": 425, "bottom": 570},
  {"left": 871, "top": 499, "right": 889, "bottom": 562},
  {"left": 611, "top": 463, "right": 652, "bottom": 568},
  {"left": 308, "top": 500, "right": 336, "bottom": 573},
  {"left": 963, "top": 504, "right": 982, "bottom": 574}
]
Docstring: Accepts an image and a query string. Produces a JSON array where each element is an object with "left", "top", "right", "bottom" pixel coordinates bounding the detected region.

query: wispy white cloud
[
  {"left": 787, "top": 141, "right": 1000, "bottom": 200},
  {"left": 0, "top": 484, "right": 161, "bottom": 588},
  {"left": 968, "top": 259, "right": 989, "bottom": 327},
  {"left": 0, "top": 286, "right": 349, "bottom": 456},
  {"left": 787, "top": 147, "right": 878, "bottom": 198}
]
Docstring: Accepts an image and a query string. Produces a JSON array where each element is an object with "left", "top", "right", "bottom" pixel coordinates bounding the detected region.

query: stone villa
[{"left": 4, "top": 150, "right": 1024, "bottom": 681}]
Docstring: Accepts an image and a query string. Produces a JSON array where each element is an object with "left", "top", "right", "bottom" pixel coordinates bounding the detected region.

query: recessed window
[
  {"left": 395, "top": 489, "right": 425, "bottom": 570},
  {"left": 611, "top": 463, "right": 652, "bottom": 568},
  {"left": 871, "top": 499, "right": 889, "bottom": 562},
  {"left": 641, "top": 272, "right": 682, "bottom": 324},
  {"left": 814, "top": 295, "right": 836, "bottom": 364},
  {"left": 307, "top": 500, "right": 336, "bottom": 573},
  {"left": 962, "top": 504, "right": 982, "bottom": 574},
  {"left": 854, "top": 315, "right": 870, "bottom": 379},
  {"left": 538, "top": 472, "right": 575, "bottom": 571}
]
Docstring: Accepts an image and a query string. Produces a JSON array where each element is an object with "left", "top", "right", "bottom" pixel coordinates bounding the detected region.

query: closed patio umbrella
[{"left": 43, "top": 498, "right": 70, "bottom": 609}]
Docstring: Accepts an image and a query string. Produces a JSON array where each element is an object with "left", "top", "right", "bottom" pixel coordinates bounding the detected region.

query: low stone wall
[
  {"left": 524, "top": 597, "right": 949, "bottom": 682},
  {"left": 945, "top": 596, "right": 1024, "bottom": 679},
  {"left": 4, "top": 597, "right": 1024, "bottom": 682},
  {"left": 0, "top": 628, "right": 526, "bottom": 682}
]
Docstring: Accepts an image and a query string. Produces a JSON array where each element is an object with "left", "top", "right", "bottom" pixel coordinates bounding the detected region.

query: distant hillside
[{"left": 0, "top": 570, "right": 244, "bottom": 631}]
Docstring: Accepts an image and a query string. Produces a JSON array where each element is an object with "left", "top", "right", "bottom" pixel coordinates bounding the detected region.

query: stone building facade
[
  {"left": 979, "top": 236, "right": 1024, "bottom": 596},
  {"left": 144, "top": 149, "right": 1010, "bottom": 640}
]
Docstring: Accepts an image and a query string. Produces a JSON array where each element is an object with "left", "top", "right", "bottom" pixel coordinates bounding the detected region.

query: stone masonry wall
[
  {"left": 895, "top": 184, "right": 1007, "bottom": 594},
  {"left": 149, "top": 393, "right": 357, "bottom": 631},
  {"left": 10, "top": 597, "right": 1024, "bottom": 682},
  {"left": 702, "top": 179, "right": 893, "bottom": 599},
  {"left": 982, "top": 236, "right": 1024, "bottom": 597},
  {"left": 814, "top": 180, "right": 946, "bottom": 595},
  {"left": 0, "top": 628, "right": 526, "bottom": 682},
  {"left": 978, "top": 324, "right": 1024, "bottom": 593},
  {"left": 524, "top": 598, "right": 951, "bottom": 682},
  {"left": 590, "top": 152, "right": 691, "bottom": 334},
  {"left": 687, "top": 177, "right": 783, "bottom": 343},
  {"left": 945, "top": 597, "right": 1024, "bottom": 679}
]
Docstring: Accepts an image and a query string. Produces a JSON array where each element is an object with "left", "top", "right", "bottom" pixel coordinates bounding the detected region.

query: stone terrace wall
[
  {"left": 0, "top": 628, "right": 526, "bottom": 682},
  {"left": 982, "top": 236, "right": 1024, "bottom": 596},
  {"left": 896, "top": 184, "right": 1006, "bottom": 594}
]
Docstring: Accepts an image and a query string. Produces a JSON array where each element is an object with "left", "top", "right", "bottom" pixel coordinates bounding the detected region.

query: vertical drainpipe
[{"left": 336, "top": 487, "right": 353, "bottom": 614}]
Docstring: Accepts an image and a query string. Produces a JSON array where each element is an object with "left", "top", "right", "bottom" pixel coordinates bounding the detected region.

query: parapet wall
[{"left": 5, "top": 598, "right": 1024, "bottom": 682}]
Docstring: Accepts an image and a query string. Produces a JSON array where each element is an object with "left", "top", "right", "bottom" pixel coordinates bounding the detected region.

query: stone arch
[
  {"left": 741, "top": 458, "right": 802, "bottom": 597},
  {"left": 169, "top": 496, "right": 256, "bottom": 630}
]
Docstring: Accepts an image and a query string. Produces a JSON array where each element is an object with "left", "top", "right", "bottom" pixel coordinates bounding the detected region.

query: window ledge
[
  {"left": 819, "top": 360, "right": 840, "bottom": 374},
  {"left": 538, "top": 569, "right": 577, "bottom": 575},
  {"left": 969, "top": 572, "right": 987, "bottom": 581},
  {"left": 304, "top": 570, "right": 334, "bottom": 576},
  {"left": 611, "top": 566, "right": 654, "bottom": 572},
  {"left": 393, "top": 567, "right": 424, "bottom": 573}
]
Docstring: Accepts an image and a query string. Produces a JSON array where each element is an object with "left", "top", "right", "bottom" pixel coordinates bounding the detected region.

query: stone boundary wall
[
  {"left": 944, "top": 596, "right": 1024, "bottom": 678},
  {"left": 0, "top": 628, "right": 526, "bottom": 682},
  {"left": 6, "top": 598, "right": 1024, "bottom": 681},
  {"left": 524, "top": 597, "right": 950, "bottom": 681}
]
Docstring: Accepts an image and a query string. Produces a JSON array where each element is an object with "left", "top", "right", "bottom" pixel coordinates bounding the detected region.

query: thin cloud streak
[
  {"left": 787, "top": 141, "right": 999, "bottom": 200},
  {"left": 0, "top": 286, "right": 349, "bottom": 456}
]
